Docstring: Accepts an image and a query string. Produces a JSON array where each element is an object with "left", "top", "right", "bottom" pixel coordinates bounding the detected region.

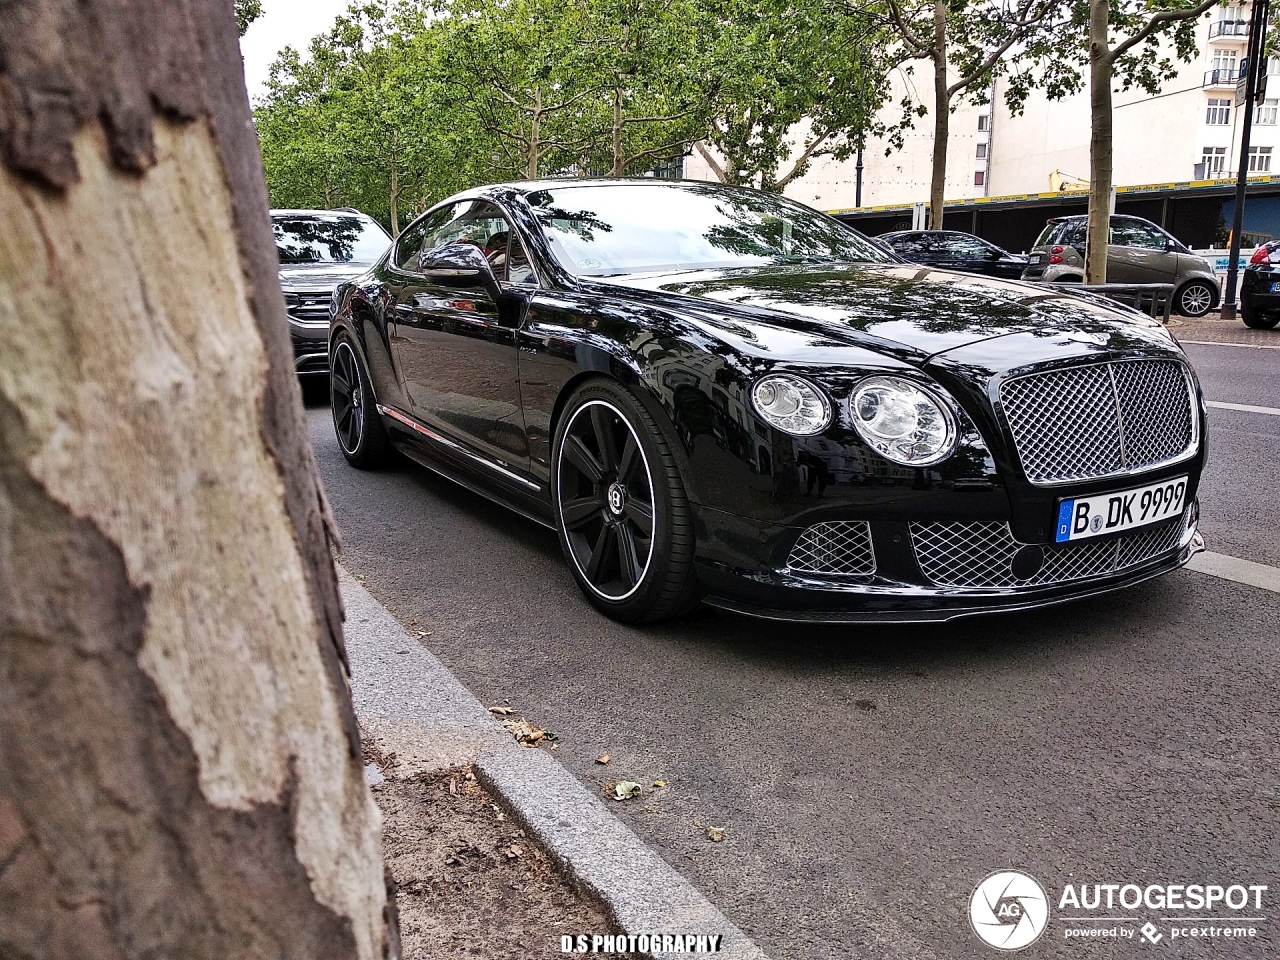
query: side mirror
[{"left": 422, "top": 242, "right": 501, "bottom": 299}]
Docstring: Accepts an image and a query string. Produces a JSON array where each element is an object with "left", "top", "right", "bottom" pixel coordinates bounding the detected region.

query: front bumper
[
  {"left": 290, "top": 319, "right": 331, "bottom": 376},
  {"left": 692, "top": 502, "right": 1204, "bottom": 623}
]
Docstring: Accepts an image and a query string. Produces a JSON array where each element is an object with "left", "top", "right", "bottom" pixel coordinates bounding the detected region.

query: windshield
[
  {"left": 523, "top": 183, "right": 892, "bottom": 277},
  {"left": 273, "top": 215, "right": 390, "bottom": 264}
]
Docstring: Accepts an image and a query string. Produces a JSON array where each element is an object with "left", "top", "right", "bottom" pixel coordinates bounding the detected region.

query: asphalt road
[{"left": 305, "top": 332, "right": 1280, "bottom": 960}]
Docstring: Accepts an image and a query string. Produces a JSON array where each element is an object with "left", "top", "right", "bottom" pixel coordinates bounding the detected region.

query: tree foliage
[
  {"left": 236, "top": 0, "right": 263, "bottom": 36},
  {"left": 879, "top": 0, "right": 1072, "bottom": 228},
  {"left": 1060, "top": 0, "right": 1222, "bottom": 280},
  {"left": 253, "top": 0, "right": 898, "bottom": 224},
  {"left": 696, "top": 0, "right": 895, "bottom": 191}
]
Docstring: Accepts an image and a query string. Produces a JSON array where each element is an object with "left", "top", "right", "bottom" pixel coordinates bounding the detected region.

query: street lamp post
[{"left": 1222, "top": 0, "right": 1271, "bottom": 321}]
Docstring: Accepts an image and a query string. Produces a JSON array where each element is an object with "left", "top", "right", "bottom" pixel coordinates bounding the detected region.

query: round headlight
[
  {"left": 751, "top": 375, "right": 832, "bottom": 436},
  {"left": 849, "top": 376, "right": 957, "bottom": 466}
]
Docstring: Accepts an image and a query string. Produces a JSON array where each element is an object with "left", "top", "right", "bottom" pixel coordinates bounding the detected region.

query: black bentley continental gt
[{"left": 329, "top": 180, "right": 1207, "bottom": 623}]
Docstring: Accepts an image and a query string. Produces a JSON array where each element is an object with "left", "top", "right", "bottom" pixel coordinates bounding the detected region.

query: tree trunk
[
  {"left": 529, "top": 87, "right": 542, "bottom": 179},
  {"left": 1086, "top": 0, "right": 1113, "bottom": 283},
  {"left": 928, "top": 0, "right": 950, "bottom": 230},
  {"left": 0, "top": 5, "right": 395, "bottom": 960},
  {"left": 390, "top": 161, "right": 401, "bottom": 237},
  {"left": 612, "top": 86, "right": 625, "bottom": 176}
]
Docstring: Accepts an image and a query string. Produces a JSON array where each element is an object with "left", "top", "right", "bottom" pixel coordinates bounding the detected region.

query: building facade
[{"left": 686, "top": 4, "right": 1280, "bottom": 225}]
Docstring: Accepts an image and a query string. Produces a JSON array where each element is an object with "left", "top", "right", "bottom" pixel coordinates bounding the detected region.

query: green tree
[
  {"left": 695, "top": 0, "right": 893, "bottom": 192},
  {"left": 1076, "top": 0, "right": 1220, "bottom": 281},
  {"left": 881, "top": 0, "right": 1068, "bottom": 228},
  {"left": 236, "top": 0, "right": 263, "bottom": 35},
  {"left": 577, "top": 0, "right": 710, "bottom": 175}
]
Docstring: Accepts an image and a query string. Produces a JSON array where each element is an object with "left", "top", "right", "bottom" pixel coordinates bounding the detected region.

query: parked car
[
  {"left": 330, "top": 180, "right": 1206, "bottom": 624},
  {"left": 878, "top": 230, "right": 1028, "bottom": 279},
  {"left": 1021, "top": 214, "right": 1220, "bottom": 317},
  {"left": 1239, "top": 240, "right": 1280, "bottom": 329},
  {"left": 273, "top": 209, "right": 391, "bottom": 376}
]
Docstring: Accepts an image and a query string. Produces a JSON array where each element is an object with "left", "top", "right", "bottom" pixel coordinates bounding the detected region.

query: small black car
[
  {"left": 1240, "top": 241, "right": 1280, "bottom": 329},
  {"left": 273, "top": 209, "right": 391, "bottom": 376},
  {"left": 330, "top": 180, "right": 1207, "bottom": 623},
  {"left": 878, "top": 230, "right": 1028, "bottom": 280}
]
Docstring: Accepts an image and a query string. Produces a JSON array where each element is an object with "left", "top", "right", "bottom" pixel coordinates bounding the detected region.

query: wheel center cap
[{"left": 606, "top": 483, "right": 627, "bottom": 516}]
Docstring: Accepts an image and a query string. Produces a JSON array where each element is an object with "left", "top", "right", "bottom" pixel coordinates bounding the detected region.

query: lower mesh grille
[
  {"left": 786, "top": 522, "right": 876, "bottom": 576},
  {"left": 911, "top": 513, "right": 1187, "bottom": 588}
]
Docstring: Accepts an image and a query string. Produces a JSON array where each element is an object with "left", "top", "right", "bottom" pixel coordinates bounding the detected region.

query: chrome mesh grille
[
  {"left": 787, "top": 522, "right": 876, "bottom": 576},
  {"left": 1000, "top": 359, "right": 1195, "bottom": 484},
  {"left": 911, "top": 516, "right": 1184, "bottom": 589}
]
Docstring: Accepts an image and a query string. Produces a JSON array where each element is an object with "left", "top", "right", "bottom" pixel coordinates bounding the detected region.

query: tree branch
[
  {"left": 1109, "top": 0, "right": 1222, "bottom": 63},
  {"left": 695, "top": 141, "right": 727, "bottom": 181}
]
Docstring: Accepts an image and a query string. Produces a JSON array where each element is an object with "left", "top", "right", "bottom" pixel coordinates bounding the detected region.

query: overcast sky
[{"left": 239, "top": 0, "right": 352, "bottom": 103}]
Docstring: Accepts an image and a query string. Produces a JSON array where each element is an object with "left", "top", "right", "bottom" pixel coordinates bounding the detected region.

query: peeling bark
[{"left": 0, "top": 2, "right": 391, "bottom": 958}]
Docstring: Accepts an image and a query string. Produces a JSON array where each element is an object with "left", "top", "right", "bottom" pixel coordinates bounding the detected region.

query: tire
[
  {"left": 551, "top": 379, "right": 703, "bottom": 623},
  {"left": 1242, "top": 301, "right": 1280, "bottom": 329},
  {"left": 1174, "top": 280, "right": 1216, "bottom": 318},
  {"left": 330, "top": 335, "right": 392, "bottom": 468}
]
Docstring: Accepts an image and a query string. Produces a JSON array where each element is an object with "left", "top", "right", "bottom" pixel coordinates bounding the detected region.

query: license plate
[
  {"left": 1055, "top": 476, "right": 1187, "bottom": 543},
  {"left": 1030, "top": 253, "right": 1044, "bottom": 263},
  {"left": 1269, "top": 281, "right": 1280, "bottom": 293}
]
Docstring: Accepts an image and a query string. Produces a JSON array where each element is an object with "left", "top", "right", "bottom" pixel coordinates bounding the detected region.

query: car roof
[
  {"left": 1049, "top": 213, "right": 1149, "bottom": 224},
  {"left": 271, "top": 208, "right": 378, "bottom": 219}
]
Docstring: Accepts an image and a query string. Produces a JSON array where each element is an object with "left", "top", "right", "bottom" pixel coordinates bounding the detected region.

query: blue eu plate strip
[{"left": 1056, "top": 500, "right": 1075, "bottom": 543}]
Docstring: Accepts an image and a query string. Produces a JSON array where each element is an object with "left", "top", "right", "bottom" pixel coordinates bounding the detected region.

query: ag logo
[{"left": 969, "top": 870, "right": 1050, "bottom": 951}]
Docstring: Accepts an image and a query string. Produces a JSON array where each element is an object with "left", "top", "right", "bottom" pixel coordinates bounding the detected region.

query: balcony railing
[
  {"left": 1204, "top": 68, "right": 1242, "bottom": 87},
  {"left": 1209, "top": 20, "right": 1249, "bottom": 39}
]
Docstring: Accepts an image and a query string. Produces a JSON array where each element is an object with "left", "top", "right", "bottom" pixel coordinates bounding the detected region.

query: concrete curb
[{"left": 339, "top": 566, "right": 770, "bottom": 960}]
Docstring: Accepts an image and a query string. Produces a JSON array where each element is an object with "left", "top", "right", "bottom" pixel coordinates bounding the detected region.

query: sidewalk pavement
[{"left": 339, "top": 565, "right": 771, "bottom": 960}]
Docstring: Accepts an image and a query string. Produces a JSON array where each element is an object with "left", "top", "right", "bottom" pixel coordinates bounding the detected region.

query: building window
[
  {"left": 1207, "top": 98, "right": 1231, "bottom": 125},
  {"left": 1249, "top": 146, "right": 1273, "bottom": 172},
  {"left": 1202, "top": 146, "right": 1228, "bottom": 176},
  {"left": 1257, "top": 99, "right": 1280, "bottom": 125},
  {"left": 977, "top": 114, "right": 990, "bottom": 132},
  {"left": 974, "top": 171, "right": 985, "bottom": 186},
  {"left": 648, "top": 156, "right": 684, "bottom": 179},
  {"left": 1213, "top": 50, "right": 1239, "bottom": 74},
  {"left": 1269, "top": 57, "right": 1280, "bottom": 77},
  {"left": 976, "top": 143, "right": 988, "bottom": 159}
]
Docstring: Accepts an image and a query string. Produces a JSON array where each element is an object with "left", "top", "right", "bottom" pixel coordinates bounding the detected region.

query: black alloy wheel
[
  {"left": 1241, "top": 301, "right": 1280, "bottom": 329},
  {"left": 1175, "top": 280, "right": 1215, "bottom": 318},
  {"left": 552, "top": 380, "right": 703, "bottom": 623},
  {"left": 331, "top": 337, "right": 391, "bottom": 468}
]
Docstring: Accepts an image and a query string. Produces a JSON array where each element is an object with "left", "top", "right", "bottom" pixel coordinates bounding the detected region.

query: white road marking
[
  {"left": 1181, "top": 339, "right": 1280, "bottom": 350},
  {"left": 1185, "top": 551, "right": 1280, "bottom": 594},
  {"left": 1207, "top": 400, "right": 1280, "bottom": 417}
]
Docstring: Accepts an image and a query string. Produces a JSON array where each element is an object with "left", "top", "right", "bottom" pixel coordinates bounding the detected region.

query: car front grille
[
  {"left": 786, "top": 521, "right": 876, "bottom": 576},
  {"left": 284, "top": 290, "right": 332, "bottom": 324},
  {"left": 910, "top": 511, "right": 1190, "bottom": 589},
  {"left": 999, "top": 359, "right": 1196, "bottom": 485}
]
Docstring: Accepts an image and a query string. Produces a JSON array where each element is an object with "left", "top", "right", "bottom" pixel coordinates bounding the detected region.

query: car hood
[
  {"left": 278, "top": 261, "right": 373, "bottom": 290},
  {"left": 601, "top": 262, "right": 1173, "bottom": 362}
]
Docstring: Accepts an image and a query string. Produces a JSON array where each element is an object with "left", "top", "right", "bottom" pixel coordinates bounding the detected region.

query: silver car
[{"left": 1021, "top": 214, "right": 1219, "bottom": 317}]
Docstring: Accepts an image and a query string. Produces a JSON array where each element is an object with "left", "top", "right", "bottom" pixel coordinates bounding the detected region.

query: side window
[
  {"left": 1110, "top": 219, "right": 1167, "bottom": 251},
  {"left": 394, "top": 205, "right": 457, "bottom": 271},
  {"left": 941, "top": 234, "right": 994, "bottom": 258},
  {"left": 1061, "top": 221, "right": 1088, "bottom": 249},
  {"left": 507, "top": 233, "right": 536, "bottom": 285},
  {"left": 415, "top": 200, "right": 533, "bottom": 284},
  {"left": 888, "top": 234, "right": 926, "bottom": 255}
]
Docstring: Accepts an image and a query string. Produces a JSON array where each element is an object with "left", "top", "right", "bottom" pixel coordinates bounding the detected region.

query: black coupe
[
  {"left": 878, "top": 229, "right": 1029, "bottom": 280},
  {"left": 329, "top": 180, "right": 1206, "bottom": 623}
]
